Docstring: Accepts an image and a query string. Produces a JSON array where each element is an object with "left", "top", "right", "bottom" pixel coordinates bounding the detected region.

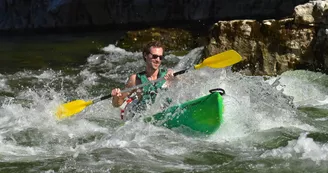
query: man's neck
[{"left": 145, "top": 67, "right": 159, "bottom": 80}]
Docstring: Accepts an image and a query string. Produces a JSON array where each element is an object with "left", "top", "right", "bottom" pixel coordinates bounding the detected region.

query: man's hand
[
  {"left": 111, "top": 88, "right": 122, "bottom": 97},
  {"left": 164, "top": 69, "right": 175, "bottom": 82}
]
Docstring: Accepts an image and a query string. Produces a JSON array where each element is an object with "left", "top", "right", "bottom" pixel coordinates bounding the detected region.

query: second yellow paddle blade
[
  {"left": 194, "top": 50, "right": 242, "bottom": 69},
  {"left": 56, "top": 100, "right": 93, "bottom": 120}
]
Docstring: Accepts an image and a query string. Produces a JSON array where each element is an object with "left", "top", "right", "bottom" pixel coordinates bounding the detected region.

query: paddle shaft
[{"left": 92, "top": 69, "right": 188, "bottom": 104}]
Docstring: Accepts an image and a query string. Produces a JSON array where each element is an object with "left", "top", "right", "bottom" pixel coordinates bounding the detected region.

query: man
[{"left": 111, "top": 41, "right": 175, "bottom": 110}]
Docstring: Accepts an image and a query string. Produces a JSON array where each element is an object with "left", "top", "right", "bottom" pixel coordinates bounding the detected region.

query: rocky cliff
[
  {"left": 0, "top": 0, "right": 307, "bottom": 31},
  {"left": 206, "top": 0, "right": 328, "bottom": 75}
]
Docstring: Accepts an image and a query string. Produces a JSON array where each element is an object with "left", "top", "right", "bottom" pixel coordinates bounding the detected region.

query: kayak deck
[{"left": 145, "top": 92, "right": 224, "bottom": 135}]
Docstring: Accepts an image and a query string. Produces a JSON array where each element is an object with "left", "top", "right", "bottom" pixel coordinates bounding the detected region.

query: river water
[{"left": 0, "top": 32, "right": 328, "bottom": 173}]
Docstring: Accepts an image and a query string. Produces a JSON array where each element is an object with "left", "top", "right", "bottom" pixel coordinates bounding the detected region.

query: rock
[
  {"left": 115, "top": 27, "right": 195, "bottom": 54},
  {"left": 206, "top": 19, "right": 316, "bottom": 75},
  {"left": 294, "top": 0, "right": 328, "bottom": 25},
  {"left": 294, "top": 2, "right": 315, "bottom": 24},
  {"left": 205, "top": 0, "right": 328, "bottom": 75}
]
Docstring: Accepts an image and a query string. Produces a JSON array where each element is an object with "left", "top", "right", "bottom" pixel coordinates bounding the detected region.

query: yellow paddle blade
[
  {"left": 194, "top": 50, "right": 242, "bottom": 69},
  {"left": 56, "top": 100, "right": 93, "bottom": 120}
]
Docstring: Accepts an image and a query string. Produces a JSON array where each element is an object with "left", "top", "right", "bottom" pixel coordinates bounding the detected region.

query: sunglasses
[{"left": 148, "top": 53, "right": 164, "bottom": 60}]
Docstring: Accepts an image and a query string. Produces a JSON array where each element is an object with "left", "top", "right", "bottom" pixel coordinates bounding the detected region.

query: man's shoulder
[
  {"left": 136, "top": 71, "right": 146, "bottom": 75},
  {"left": 129, "top": 73, "right": 137, "bottom": 80},
  {"left": 129, "top": 73, "right": 143, "bottom": 81},
  {"left": 126, "top": 73, "right": 142, "bottom": 86}
]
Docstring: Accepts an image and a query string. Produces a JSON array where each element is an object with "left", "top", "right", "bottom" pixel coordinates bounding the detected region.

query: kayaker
[{"left": 111, "top": 41, "right": 175, "bottom": 120}]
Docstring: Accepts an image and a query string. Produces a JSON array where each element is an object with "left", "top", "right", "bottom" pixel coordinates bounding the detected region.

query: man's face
[{"left": 145, "top": 46, "right": 163, "bottom": 70}]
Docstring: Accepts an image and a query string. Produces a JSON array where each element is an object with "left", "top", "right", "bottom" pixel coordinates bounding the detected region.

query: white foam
[
  {"left": 102, "top": 44, "right": 134, "bottom": 54},
  {"left": 261, "top": 133, "right": 328, "bottom": 164},
  {"left": 267, "top": 70, "right": 328, "bottom": 107},
  {"left": 0, "top": 78, "right": 11, "bottom": 92},
  {"left": 34, "top": 69, "right": 58, "bottom": 79}
]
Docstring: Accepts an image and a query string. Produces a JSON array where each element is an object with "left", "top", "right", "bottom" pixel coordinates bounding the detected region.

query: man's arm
[
  {"left": 111, "top": 74, "right": 137, "bottom": 107},
  {"left": 162, "top": 68, "right": 175, "bottom": 88}
]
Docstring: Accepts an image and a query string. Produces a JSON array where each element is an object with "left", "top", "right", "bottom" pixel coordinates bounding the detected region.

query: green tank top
[{"left": 137, "top": 69, "right": 167, "bottom": 105}]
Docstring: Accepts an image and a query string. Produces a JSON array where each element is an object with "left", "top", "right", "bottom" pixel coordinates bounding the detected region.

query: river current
[{"left": 0, "top": 33, "right": 328, "bottom": 173}]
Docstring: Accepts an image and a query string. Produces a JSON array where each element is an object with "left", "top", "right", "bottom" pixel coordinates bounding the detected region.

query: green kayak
[{"left": 145, "top": 88, "right": 225, "bottom": 135}]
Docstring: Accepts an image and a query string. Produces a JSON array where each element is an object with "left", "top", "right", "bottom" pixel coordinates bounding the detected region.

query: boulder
[
  {"left": 206, "top": 0, "right": 328, "bottom": 75},
  {"left": 116, "top": 27, "right": 195, "bottom": 54}
]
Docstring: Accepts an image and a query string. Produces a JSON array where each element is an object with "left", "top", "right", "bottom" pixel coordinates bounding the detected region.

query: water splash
[{"left": 261, "top": 133, "right": 328, "bottom": 164}]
